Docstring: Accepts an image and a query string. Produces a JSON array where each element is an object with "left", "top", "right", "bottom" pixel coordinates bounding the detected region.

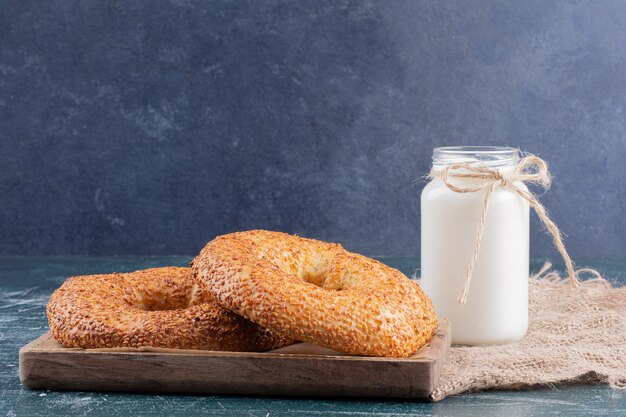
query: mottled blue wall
[{"left": 1, "top": 0, "right": 625, "bottom": 256}]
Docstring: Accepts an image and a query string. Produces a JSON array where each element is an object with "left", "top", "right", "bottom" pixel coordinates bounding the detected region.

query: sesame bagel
[
  {"left": 192, "top": 230, "right": 437, "bottom": 357},
  {"left": 47, "top": 267, "right": 292, "bottom": 351}
]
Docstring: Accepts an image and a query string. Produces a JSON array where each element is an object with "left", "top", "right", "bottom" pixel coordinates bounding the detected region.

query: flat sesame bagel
[
  {"left": 47, "top": 267, "right": 292, "bottom": 351},
  {"left": 192, "top": 230, "right": 437, "bottom": 357}
]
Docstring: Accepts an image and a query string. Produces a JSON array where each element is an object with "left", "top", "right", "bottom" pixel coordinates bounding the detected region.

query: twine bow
[{"left": 430, "top": 154, "right": 584, "bottom": 304}]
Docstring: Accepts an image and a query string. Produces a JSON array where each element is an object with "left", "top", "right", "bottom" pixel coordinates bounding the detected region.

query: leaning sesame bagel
[
  {"left": 192, "top": 230, "right": 437, "bottom": 357},
  {"left": 47, "top": 267, "right": 292, "bottom": 351}
]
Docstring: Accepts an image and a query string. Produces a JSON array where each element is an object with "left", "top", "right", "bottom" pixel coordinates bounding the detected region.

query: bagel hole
[
  {"left": 136, "top": 298, "right": 191, "bottom": 311},
  {"left": 300, "top": 256, "right": 343, "bottom": 291},
  {"left": 302, "top": 270, "right": 326, "bottom": 288},
  {"left": 123, "top": 288, "right": 195, "bottom": 311}
]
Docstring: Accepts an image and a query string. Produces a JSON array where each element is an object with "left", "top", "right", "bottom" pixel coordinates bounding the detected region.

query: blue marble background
[{"left": 0, "top": 0, "right": 624, "bottom": 257}]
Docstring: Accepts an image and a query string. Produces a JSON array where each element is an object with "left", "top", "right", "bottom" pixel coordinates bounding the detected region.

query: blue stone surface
[
  {"left": 1, "top": 256, "right": 624, "bottom": 416},
  {"left": 0, "top": 1, "right": 625, "bottom": 257}
]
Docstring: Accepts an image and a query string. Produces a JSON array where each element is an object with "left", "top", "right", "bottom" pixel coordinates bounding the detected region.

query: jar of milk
[{"left": 421, "top": 146, "right": 529, "bottom": 345}]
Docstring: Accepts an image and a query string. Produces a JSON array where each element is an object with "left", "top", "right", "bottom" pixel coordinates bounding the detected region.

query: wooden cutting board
[{"left": 19, "top": 318, "right": 449, "bottom": 399}]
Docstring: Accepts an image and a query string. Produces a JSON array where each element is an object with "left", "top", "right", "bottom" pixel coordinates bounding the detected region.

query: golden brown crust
[
  {"left": 47, "top": 267, "right": 292, "bottom": 351},
  {"left": 192, "top": 230, "right": 437, "bottom": 357}
]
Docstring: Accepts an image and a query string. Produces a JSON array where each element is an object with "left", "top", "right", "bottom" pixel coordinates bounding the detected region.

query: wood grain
[{"left": 19, "top": 318, "right": 449, "bottom": 399}]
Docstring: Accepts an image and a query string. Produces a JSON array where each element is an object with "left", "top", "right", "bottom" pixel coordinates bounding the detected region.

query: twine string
[{"left": 431, "top": 154, "right": 585, "bottom": 304}]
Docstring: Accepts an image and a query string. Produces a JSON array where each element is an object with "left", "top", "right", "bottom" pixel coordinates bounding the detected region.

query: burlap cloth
[{"left": 429, "top": 264, "right": 626, "bottom": 401}]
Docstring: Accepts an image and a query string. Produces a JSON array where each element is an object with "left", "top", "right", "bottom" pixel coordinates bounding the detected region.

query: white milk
[{"left": 420, "top": 146, "right": 529, "bottom": 345}]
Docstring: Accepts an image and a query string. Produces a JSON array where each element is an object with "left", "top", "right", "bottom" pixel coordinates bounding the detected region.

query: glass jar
[{"left": 420, "top": 146, "right": 529, "bottom": 345}]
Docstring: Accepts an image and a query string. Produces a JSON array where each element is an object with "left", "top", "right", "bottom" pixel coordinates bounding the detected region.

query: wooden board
[{"left": 19, "top": 318, "right": 449, "bottom": 399}]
